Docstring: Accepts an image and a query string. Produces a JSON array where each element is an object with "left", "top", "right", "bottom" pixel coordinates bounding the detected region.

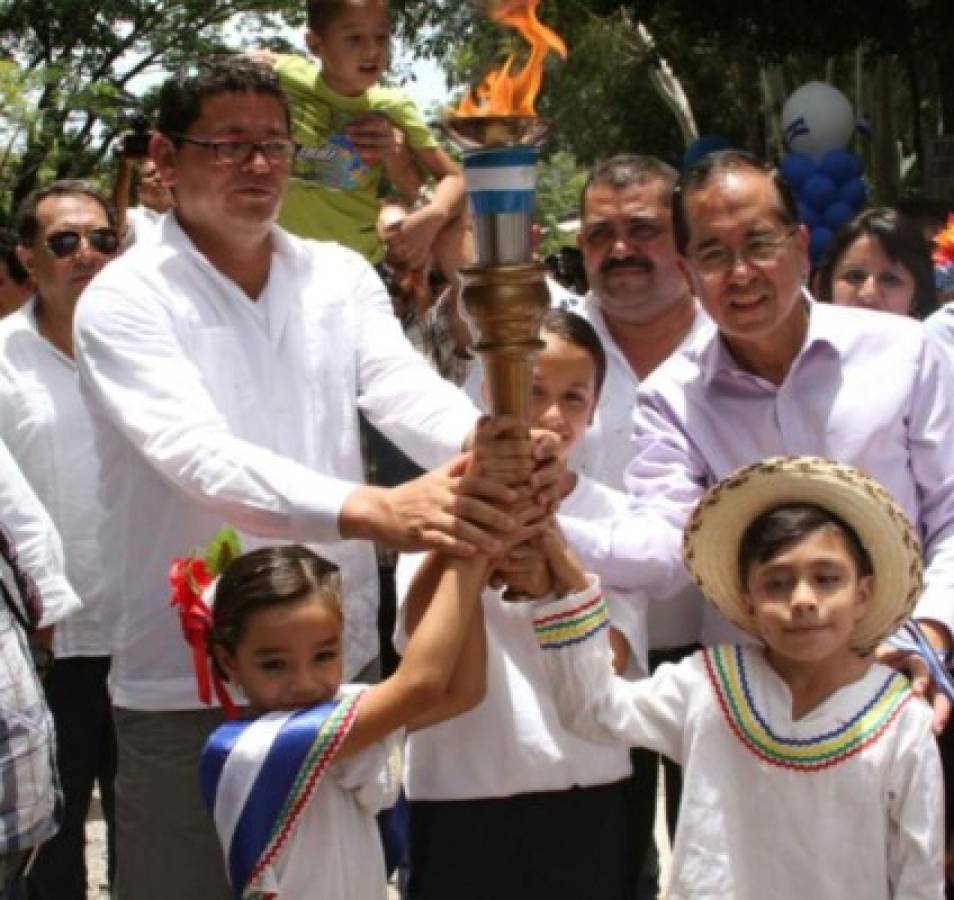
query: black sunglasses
[{"left": 46, "top": 227, "right": 120, "bottom": 259}]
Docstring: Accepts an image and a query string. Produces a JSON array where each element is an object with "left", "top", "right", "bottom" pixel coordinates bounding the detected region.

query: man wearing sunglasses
[
  {"left": 70, "top": 58, "right": 558, "bottom": 900},
  {"left": 0, "top": 181, "right": 121, "bottom": 900}
]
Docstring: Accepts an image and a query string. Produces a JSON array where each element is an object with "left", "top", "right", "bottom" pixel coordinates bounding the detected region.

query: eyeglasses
[
  {"left": 688, "top": 227, "right": 798, "bottom": 276},
  {"left": 171, "top": 134, "right": 298, "bottom": 166},
  {"left": 45, "top": 228, "right": 120, "bottom": 259}
]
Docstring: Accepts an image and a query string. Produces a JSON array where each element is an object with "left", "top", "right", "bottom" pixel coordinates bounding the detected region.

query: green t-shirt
[{"left": 275, "top": 54, "right": 437, "bottom": 264}]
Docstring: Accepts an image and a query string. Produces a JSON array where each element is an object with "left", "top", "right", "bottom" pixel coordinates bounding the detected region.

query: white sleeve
[
  {"left": 559, "top": 388, "right": 703, "bottom": 598},
  {"left": 603, "top": 587, "right": 649, "bottom": 678},
  {"left": 0, "top": 437, "right": 79, "bottom": 626},
  {"left": 74, "top": 279, "right": 362, "bottom": 543},
  {"left": 532, "top": 577, "right": 690, "bottom": 761},
  {"left": 333, "top": 728, "right": 403, "bottom": 815},
  {"left": 353, "top": 264, "right": 478, "bottom": 469},
  {"left": 886, "top": 705, "right": 946, "bottom": 899}
]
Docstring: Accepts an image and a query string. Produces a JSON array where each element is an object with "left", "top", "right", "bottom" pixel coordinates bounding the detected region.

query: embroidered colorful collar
[{"left": 703, "top": 645, "right": 911, "bottom": 772}]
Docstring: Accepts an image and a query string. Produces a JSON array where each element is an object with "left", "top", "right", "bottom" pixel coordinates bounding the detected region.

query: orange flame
[{"left": 456, "top": 0, "right": 567, "bottom": 117}]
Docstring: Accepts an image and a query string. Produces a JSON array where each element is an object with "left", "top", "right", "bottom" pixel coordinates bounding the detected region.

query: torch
[{"left": 444, "top": 0, "right": 567, "bottom": 427}]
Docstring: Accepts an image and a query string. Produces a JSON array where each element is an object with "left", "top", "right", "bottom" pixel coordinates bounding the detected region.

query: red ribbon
[{"left": 169, "top": 556, "right": 238, "bottom": 719}]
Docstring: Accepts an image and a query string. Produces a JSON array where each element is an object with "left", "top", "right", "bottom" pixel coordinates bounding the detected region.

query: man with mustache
[
  {"left": 572, "top": 155, "right": 711, "bottom": 899},
  {"left": 567, "top": 150, "right": 954, "bottom": 731}
]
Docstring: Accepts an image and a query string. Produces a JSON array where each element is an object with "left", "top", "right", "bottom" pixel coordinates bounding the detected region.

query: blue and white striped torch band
[{"left": 463, "top": 146, "right": 540, "bottom": 216}]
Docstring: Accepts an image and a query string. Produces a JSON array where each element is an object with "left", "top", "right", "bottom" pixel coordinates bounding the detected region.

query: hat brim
[{"left": 682, "top": 457, "right": 922, "bottom": 651}]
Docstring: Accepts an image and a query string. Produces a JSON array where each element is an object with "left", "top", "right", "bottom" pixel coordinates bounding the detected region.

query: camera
[{"left": 117, "top": 114, "right": 154, "bottom": 158}]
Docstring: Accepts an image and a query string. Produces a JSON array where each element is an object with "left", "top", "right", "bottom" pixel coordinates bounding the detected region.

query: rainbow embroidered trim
[
  {"left": 245, "top": 691, "right": 363, "bottom": 894},
  {"left": 703, "top": 646, "right": 911, "bottom": 772},
  {"left": 534, "top": 593, "right": 608, "bottom": 650}
]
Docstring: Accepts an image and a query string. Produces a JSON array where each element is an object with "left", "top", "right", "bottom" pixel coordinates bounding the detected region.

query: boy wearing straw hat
[{"left": 528, "top": 456, "right": 944, "bottom": 899}]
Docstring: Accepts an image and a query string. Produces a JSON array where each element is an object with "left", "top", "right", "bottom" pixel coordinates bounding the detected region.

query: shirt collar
[
  {"left": 700, "top": 289, "right": 844, "bottom": 386},
  {"left": 164, "top": 213, "right": 297, "bottom": 285},
  {"left": 583, "top": 290, "right": 710, "bottom": 373}
]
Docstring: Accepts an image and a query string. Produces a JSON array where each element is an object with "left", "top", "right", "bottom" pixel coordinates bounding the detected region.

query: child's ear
[
  {"left": 586, "top": 399, "right": 597, "bottom": 427},
  {"left": 213, "top": 646, "right": 238, "bottom": 683},
  {"left": 854, "top": 574, "right": 874, "bottom": 623},
  {"left": 740, "top": 589, "right": 755, "bottom": 618},
  {"left": 304, "top": 29, "right": 322, "bottom": 57}
]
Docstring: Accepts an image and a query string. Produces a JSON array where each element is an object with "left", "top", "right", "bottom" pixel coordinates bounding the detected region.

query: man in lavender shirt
[{"left": 566, "top": 149, "right": 954, "bottom": 730}]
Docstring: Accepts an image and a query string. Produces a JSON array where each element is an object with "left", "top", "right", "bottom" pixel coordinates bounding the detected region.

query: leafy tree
[
  {"left": 392, "top": 0, "right": 954, "bottom": 201},
  {"left": 0, "top": 0, "right": 306, "bottom": 218},
  {"left": 535, "top": 149, "right": 586, "bottom": 255}
]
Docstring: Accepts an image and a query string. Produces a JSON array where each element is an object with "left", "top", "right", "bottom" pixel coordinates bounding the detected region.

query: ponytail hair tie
[{"left": 169, "top": 527, "right": 243, "bottom": 719}]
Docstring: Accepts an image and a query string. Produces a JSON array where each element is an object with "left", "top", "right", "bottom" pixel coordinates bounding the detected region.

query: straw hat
[{"left": 682, "top": 456, "right": 922, "bottom": 651}]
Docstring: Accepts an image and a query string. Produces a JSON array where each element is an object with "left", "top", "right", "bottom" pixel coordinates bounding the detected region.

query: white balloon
[{"left": 781, "top": 82, "right": 855, "bottom": 161}]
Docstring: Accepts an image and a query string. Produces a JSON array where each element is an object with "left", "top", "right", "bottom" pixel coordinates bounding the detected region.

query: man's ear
[
  {"left": 16, "top": 244, "right": 35, "bottom": 279},
  {"left": 150, "top": 132, "right": 179, "bottom": 189},
  {"left": 795, "top": 222, "right": 811, "bottom": 280}
]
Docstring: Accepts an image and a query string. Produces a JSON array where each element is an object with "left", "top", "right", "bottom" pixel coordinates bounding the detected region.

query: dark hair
[
  {"left": 814, "top": 207, "right": 938, "bottom": 320},
  {"left": 581, "top": 155, "right": 678, "bottom": 217},
  {"left": 210, "top": 545, "right": 342, "bottom": 672},
  {"left": 158, "top": 58, "right": 290, "bottom": 141},
  {"left": 540, "top": 308, "right": 607, "bottom": 397},
  {"left": 0, "top": 229, "right": 28, "bottom": 285},
  {"left": 738, "top": 503, "right": 873, "bottom": 586},
  {"left": 672, "top": 150, "right": 800, "bottom": 256},
  {"left": 15, "top": 180, "right": 116, "bottom": 247},
  {"left": 894, "top": 196, "right": 953, "bottom": 238},
  {"left": 307, "top": 0, "right": 388, "bottom": 33}
]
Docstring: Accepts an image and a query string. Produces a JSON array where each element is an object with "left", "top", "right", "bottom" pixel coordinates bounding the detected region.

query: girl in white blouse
[{"left": 181, "top": 540, "right": 492, "bottom": 900}]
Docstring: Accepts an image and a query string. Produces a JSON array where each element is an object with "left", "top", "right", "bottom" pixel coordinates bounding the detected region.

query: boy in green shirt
[{"left": 252, "top": 0, "right": 469, "bottom": 278}]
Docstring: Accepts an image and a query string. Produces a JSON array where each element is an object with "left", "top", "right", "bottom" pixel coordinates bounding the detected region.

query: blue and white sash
[{"left": 199, "top": 693, "right": 363, "bottom": 899}]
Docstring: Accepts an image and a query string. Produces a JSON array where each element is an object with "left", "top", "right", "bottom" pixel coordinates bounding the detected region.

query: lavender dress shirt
[{"left": 564, "top": 297, "right": 954, "bottom": 638}]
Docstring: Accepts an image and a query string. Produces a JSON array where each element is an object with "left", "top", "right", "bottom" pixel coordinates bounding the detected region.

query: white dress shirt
[
  {"left": 564, "top": 298, "right": 954, "bottom": 639},
  {"left": 122, "top": 206, "right": 165, "bottom": 248},
  {"left": 572, "top": 293, "right": 712, "bottom": 649},
  {"left": 0, "top": 436, "right": 78, "bottom": 628},
  {"left": 0, "top": 299, "right": 109, "bottom": 656},
  {"left": 74, "top": 215, "right": 478, "bottom": 710}
]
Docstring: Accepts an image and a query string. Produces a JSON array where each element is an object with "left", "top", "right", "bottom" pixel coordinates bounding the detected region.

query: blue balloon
[
  {"left": 797, "top": 202, "right": 821, "bottom": 229},
  {"left": 818, "top": 149, "right": 862, "bottom": 184},
  {"left": 809, "top": 226, "right": 834, "bottom": 266},
  {"left": 780, "top": 153, "right": 816, "bottom": 190},
  {"left": 823, "top": 201, "right": 855, "bottom": 231},
  {"left": 801, "top": 174, "right": 837, "bottom": 212},
  {"left": 837, "top": 176, "right": 867, "bottom": 211},
  {"left": 683, "top": 134, "right": 731, "bottom": 170}
]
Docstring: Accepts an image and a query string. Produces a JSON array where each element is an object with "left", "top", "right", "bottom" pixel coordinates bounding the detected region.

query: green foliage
[
  {"left": 0, "top": 0, "right": 306, "bottom": 219},
  {"left": 535, "top": 149, "right": 586, "bottom": 256},
  {"left": 204, "top": 525, "right": 243, "bottom": 575},
  {"left": 390, "top": 0, "right": 953, "bottom": 202}
]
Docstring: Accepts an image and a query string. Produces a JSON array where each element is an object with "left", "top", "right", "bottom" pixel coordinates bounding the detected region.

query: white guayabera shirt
[
  {"left": 0, "top": 298, "right": 109, "bottom": 656},
  {"left": 74, "top": 215, "right": 478, "bottom": 711}
]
